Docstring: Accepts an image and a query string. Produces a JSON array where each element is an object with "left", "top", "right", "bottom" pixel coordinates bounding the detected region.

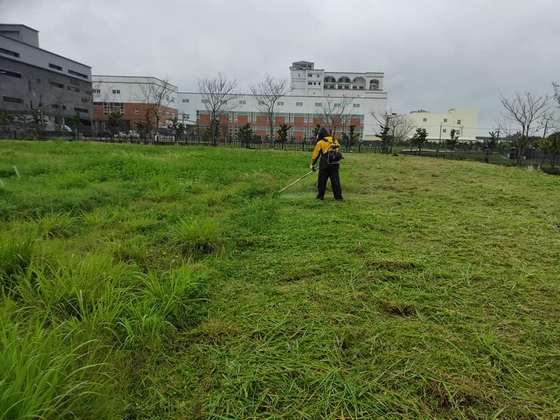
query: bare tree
[
  {"left": 500, "top": 92, "right": 550, "bottom": 164},
  {"left": 389, "top": 114, "right": 415, "bottom": 145},
  {"left": 371, "top": 112, "right": 415, "bottom": 153},
  {"left": 320, "top": 97, "right": 353, "bottom": 140},
  {"left": 198, "top": 74, "right": 238, "bottom": 146},
  {"left": 141, "top": 79, "right": 176, "bottom": 142},
  {"left": 250, "top": 76, "right": 287, "bottom": 145}
]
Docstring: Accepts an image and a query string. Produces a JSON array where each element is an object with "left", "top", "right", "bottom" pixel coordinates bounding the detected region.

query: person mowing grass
[{"left": 310, "top": 127, "right": 344, "bottom": 200}]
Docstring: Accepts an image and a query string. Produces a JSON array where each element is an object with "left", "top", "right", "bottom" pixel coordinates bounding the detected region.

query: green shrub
[
  {"left": 38, "top": 213, "right": 78, "bottom": 238},
  {"left": 143, "top": 266, "right": 208, "bottom": 329},
  {"left": 169, "top": 218, "right": 223, "bottom": 257},
  {"left": 17, "top": 253, "right": 139, "bottom": 331},
  {"left": 118, "top": 266, "right": 208, "bottom": 348}
]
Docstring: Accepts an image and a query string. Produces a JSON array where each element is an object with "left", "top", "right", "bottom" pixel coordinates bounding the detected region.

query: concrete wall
[
  {"left": 407, "top": 108, "right": 479, "bottom": 142},
  {"left": 0, "top": 56, "right": 93, "bottom": 120},
  {"left": 0, "top": 24, "right": 39, "bottom": 47},
  {"left": 0, "top": 34, "right": 91, "bottom": 82},
  {"left": 0, "top": 28, "right": 92, "bottom": 122}
]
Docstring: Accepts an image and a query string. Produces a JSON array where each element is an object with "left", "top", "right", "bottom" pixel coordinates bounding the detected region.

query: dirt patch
[{"left": 380, "top": 300, "right": 416, "bottom": 317}]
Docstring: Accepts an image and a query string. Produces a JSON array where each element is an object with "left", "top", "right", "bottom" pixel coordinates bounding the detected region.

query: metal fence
[{"left": 2, "top": 130, "right": 558, "bottom": 175}]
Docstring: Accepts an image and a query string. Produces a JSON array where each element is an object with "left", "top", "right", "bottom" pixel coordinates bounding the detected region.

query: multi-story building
[
  {"left": 177, "top": 61, "right": 387, "bottom": 142},
  {"left": 92, "top": 75, "right": 178, "bottom": 132},
  {"left": 289, "top": 60, "right": 384, "bottom": 98},
  {"left": 407, "top": 108, "right": 479, "bottom": 142},
  {"left": 0, "top": 24, "right": 93, "bottom": 128}
]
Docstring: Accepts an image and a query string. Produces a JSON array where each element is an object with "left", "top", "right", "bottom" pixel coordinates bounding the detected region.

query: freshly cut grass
[{"left": 0, "top": 140, "right": 559, "bottom": 418}]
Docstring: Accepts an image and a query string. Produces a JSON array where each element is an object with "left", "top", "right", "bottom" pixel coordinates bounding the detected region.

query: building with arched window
[
  {"left": 289, "top": 61, "right": 385, "bottom": 98},
  {"left": 174, "top": 61, "right": 388, "bottom": 142}
]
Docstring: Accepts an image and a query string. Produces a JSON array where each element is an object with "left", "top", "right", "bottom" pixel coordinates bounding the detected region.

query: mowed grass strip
[{"left": 0, "top": 140, "right": 559, "bottom": 419}]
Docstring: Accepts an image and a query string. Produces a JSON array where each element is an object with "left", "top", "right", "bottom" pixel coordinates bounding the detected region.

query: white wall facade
[
  {"left": 175, "top": 91, "right": 387, "bottom": 139},
  {"left": 92, "top": 75, "right": 178, "bottom": 105},
  {"left": 407, "top": 108, "right": 479, "bottom": 142}
]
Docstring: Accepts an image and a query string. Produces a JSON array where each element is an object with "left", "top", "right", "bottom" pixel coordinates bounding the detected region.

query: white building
[
  {"left": 176, "top": 61, "right": 388, "bottom": 141},
  {"left": 91, "top": 75, "right": 178, "bottom": 130},
  {"left": 92, "top": 75, "right": 178, "bottom": 105},
  {"left": 289, "top": 60, "right": 385, "bottom": 98},
  {"left": 407, "top": 108, "right": 479, "bottom": 142}
]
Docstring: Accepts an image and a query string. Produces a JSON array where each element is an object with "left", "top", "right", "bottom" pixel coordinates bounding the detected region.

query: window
[
  {"left": 0, "top": 69, "right": 21, "bottom": 78},
  {"left": 278, "top": 101, "right": 284, "bottom": 106},
  {"left": 2, "top": 96, "right": 23, "bottom": 104},
  {"left": 258, "top": 100, "right": 265, "bottom": 105},
  {"left": 315, "top": 102, "right": 322, "bottom": 107},
  {"left": 443, "top": 128, "right": 447, "bottom": 133},
  {"left": 369, "top": 79, "right": 379, "bottom": 90},
  {"left": 67, "top": 86, "right": 80, "bottom": 93},
  {"left": 102, "top": 102, "right": 123, "bottom": 115},
  {"left": 185, "top": 114, "right": 190, "bottom": 120},
  {"left": 201, "top": 99, "right": 209, "bottom": 104},
  {"left": 422, "top": 118, "right": 428, "bottom": 122},
  {"left": 68, "top": 69, "right": 88, "bottom": 79},
  {"left": 112, "top": 89, "right": 120, "bottom": 94},
  {"left": 308, "top": 73, "right": 313, "bottom": 77},
  {"left": 49, "top": 63, "right": 63, "bottom": 71},
  {"left": 51, "top": 104, "right": 60, "bottom": 109},
  {"left": 182, "top": 98, "right": 190, "bottom": 103},
  {"left": 74, "top": 107, "right": 89, "bottom": 113},
  {"left": 318, "top": 82, "right": 321, "bottom": 86},
  {"left": 50, "top": 81, "right": 64, "bottom": 89},
  {"left": 239, "top": 100, "right": 246, "bottom": 104},
  {"left": 134, "top": 109, "right": 139, "bottom": 114},
  {"left": 457, "top": 119, "right": 462, "bottom": 125},
  {"left": 296, "top": 102, "right": 303, "bottom": 107},
  {"left": 353, "top": 103, "right": 360, "bottom": 108},
  {"left": 308, "top": 82, "right": 313, "bottom": 85},
  {"left": 93, "top": 89, "right": 101, "bottom": 94},
  {"left": 81, "top": 97, "right": 90, "bottom": 103},
  {"left": 443, "top": 118, "right": 448, "bottom": 123},
  {"left": 0, "top": 47, "right": 20, "bottom": 58}
]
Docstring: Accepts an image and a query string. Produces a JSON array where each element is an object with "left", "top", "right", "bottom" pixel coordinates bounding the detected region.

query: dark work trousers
[{"left": 317, "top": 164, "right": 343, "bottom": 200}]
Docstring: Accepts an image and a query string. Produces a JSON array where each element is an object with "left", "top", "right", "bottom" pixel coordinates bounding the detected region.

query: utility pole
[
  {"left": 437, "top": 122, "right": 443, "bottom": 156},
  {"left": 543, "top": 117, "right": 550, "bottom": 139}
]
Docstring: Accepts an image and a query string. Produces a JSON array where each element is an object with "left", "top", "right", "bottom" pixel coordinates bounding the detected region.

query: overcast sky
[{"left": 2, "top": 0, "right": 559, "bottom": 131}]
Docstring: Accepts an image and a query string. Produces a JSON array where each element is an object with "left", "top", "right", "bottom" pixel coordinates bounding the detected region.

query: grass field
[{"left": 1, "top": 140, "right": 559, "bottom": 419}]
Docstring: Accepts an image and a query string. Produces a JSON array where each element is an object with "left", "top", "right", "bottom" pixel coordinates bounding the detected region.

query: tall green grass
[
  {"left": 0, "top": 314, "right": 111, "bottom": 419},
  {"left": 0, "top": 140, "right": 559, "bottom": 418}
]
